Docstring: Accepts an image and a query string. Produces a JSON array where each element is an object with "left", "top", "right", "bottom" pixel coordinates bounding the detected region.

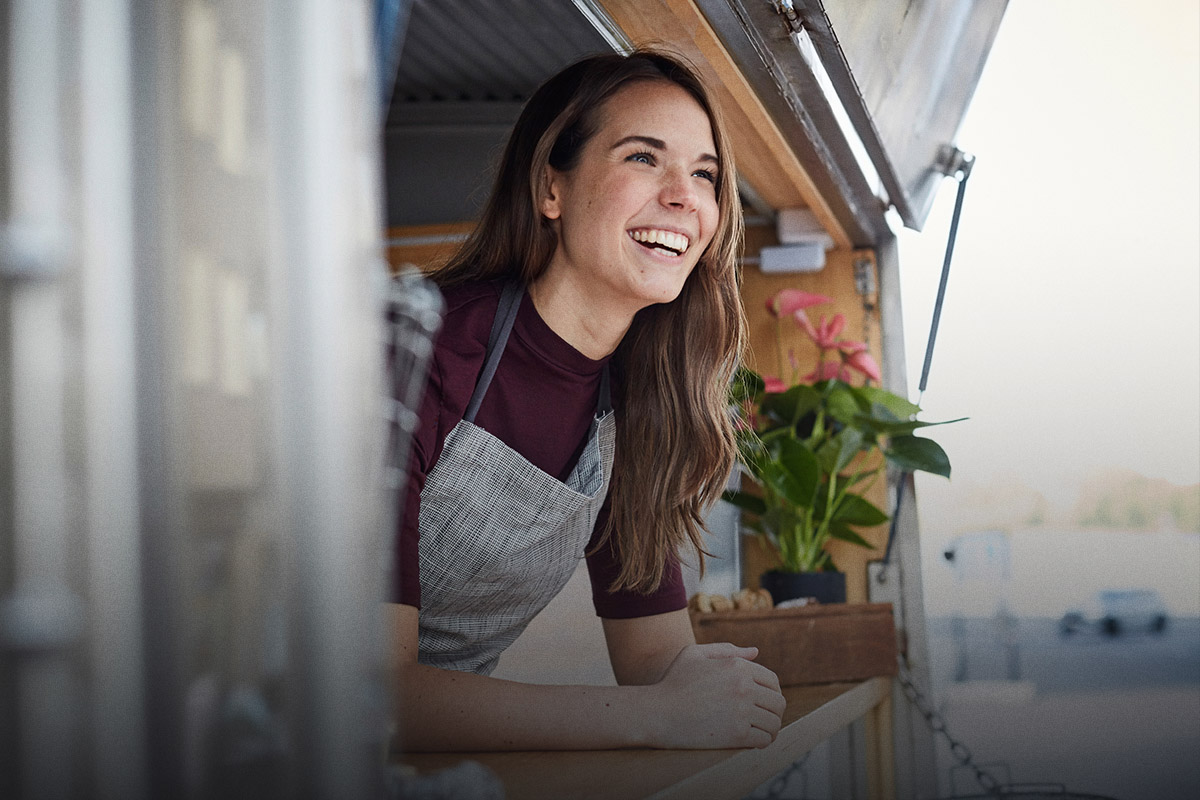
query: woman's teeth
[{"left": 630, "top": 229, "right": 689, "bottom": 256}]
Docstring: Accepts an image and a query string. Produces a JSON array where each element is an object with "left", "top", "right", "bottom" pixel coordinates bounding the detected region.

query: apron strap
[
  {"left": 597, "top": 364, "right": 612, "bottom": 415},
  {"left": 465, "top": 279, "right": 614, "bottom": 422},
  {"left": 464, "top": 281, "right": 524, "bottom": 423}
]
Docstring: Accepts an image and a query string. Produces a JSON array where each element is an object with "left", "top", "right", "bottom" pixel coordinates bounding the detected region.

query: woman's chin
[{"left": 630, "top": 271, "right": 692, "bottom": 307}]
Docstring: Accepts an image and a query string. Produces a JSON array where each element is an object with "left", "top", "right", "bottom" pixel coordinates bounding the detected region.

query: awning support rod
[
  {"left": 882, "top": 147, "right": 974, "bottom": 569},
  {"left": 917, "top": 148, "right": 975, "bottom": 402}
]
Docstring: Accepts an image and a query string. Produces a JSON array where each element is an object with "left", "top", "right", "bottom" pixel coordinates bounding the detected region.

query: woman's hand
[{"left": 646, "top": 642, "right": 786, "bottom": 749}]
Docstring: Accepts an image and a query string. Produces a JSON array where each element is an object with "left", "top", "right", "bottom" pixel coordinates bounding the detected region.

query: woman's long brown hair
[{"left": 432, "top": 49, "right": 746, "bottom": 592}]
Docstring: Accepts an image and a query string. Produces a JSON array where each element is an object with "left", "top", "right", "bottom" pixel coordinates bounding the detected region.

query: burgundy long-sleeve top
[{"left": 392, "top": 278, "right": 687, "bottom": 619}]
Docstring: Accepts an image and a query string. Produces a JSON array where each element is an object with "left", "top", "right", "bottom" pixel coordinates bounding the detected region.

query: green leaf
[
  {"left": 830, "top": 493, "right": 889, "bottom": 526},
  {"left": 845, "top": 470, "right": 875, "bottom": 487},
  {"left": 760, "top": 384, "right": 821, "bottom": 426},
  {"left": 735, "top": 433, "right": 768, "bottom": 476},
  {"left": 854, "top": 414, "right": 967, "bottom": 437},
  {"left": 828, "top": 521, "right": 876, "bottom": 549},
  {"left": 886, "top": 435, "right": 952, "bottom": 478},
  {"left": 815, "top": 439, "right": 839, "bottom": 474},
  {"left": 815, "top": 430, "right": 862, "bottom": 477},
  {"left": 730, "top": 366, "right": 764, "bottom": 404},
  {"left": 753, "top": 460, "right": 798, "bottom": 509},
  {"left": 825, "top": 383, "right": 862, "bottom": 424},
  {"left": 721, "top": 489, "right": 766, "bottom": 515},
  {"left": 772, "top": 438, "right": 820, "bottom": 507},
  {"left": 832, "top": 427, "right": 865, "bottom": 473},
  {"left": 760, "top": 509, "right": 787, "bottom": 541},
  {"left": 740, "top": 517, "right": 765, "bottom": 535},
  {"left": 855, "top": 387, "right": 921, "bottom": 418}
]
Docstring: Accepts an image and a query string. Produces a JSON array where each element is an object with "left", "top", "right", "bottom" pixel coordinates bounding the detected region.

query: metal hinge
[
  {"left": 771, "top": 0, "right": 805, "bottom": 35},
  {"left": 572, "top": 0, "right": 635, "bottom": 53},
  {"left": 936, "top": 144, "right": 976, "bottom": 180},
  {"left": 853, "top": 257, "right": 876, "bottom": 299}
]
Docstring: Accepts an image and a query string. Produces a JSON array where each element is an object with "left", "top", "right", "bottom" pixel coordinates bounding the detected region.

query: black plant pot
[{"left": 760, "top": 570, "right": 847, "bottom": 605}]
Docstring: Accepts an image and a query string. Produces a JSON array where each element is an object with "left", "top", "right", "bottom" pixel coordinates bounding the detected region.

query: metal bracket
[
  {"left": 936, "top": 145, "right": 975, "bottom": 180},
  {"left": 771, "top": 0, "right": 804, "bottom": 35},
  {"left": 867, "top": 561, "right": 896, "bottom": 599},
  {"left": 572, "top": 0, "right": 635, "bottom": 53},
  {"left": 853, "top": 257, "right": 876, "bottom": 298}
]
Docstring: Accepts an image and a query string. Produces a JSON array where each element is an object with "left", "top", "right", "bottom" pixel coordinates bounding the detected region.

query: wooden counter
[{"left": 397, "top": 676, "right": 891, "bottom": 800}]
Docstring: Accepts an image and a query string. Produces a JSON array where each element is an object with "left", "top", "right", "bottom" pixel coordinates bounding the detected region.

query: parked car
[{"left": 1060, "top": 589, "right": 1169, "bottom": 636}]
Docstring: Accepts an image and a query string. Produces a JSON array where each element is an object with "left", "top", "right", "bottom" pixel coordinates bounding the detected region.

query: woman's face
[{"left": 540, "top": 80, "right": 721, "bottom": 310}]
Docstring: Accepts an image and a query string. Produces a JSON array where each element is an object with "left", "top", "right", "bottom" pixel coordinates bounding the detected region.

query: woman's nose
[{"left": 659, "top": 167, "right": 698, "bottom": 211}]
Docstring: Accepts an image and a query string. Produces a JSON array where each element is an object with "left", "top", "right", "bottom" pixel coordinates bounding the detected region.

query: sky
[{"left": 894, "top": 0, "right": 1200, "bottom": 515}]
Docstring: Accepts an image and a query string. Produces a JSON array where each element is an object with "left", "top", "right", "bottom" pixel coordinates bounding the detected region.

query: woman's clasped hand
[{"left": 646, "top": 644, "right": 786, "bottom": 749}]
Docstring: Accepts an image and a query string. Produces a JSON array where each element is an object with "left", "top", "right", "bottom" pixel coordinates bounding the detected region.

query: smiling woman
[{"left": 387, "top": 49, "right": 784, "bottom": 753}]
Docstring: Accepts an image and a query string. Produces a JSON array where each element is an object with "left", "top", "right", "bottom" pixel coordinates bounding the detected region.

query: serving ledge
[{"left": 395, "top": 676, "right": 892, "bottom": 800}]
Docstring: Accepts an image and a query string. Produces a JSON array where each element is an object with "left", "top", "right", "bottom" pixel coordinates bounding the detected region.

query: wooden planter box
[{"left": 689, "top": 602, "right": 898, "bottom": 686}]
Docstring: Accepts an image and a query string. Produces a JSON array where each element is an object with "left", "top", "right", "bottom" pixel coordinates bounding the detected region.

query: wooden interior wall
[
  {"left": 385, "top": 222, "right": 475, "bottom": 273},
  {"left": 739, "top": 225, "right": 884, "bottom": 604}
]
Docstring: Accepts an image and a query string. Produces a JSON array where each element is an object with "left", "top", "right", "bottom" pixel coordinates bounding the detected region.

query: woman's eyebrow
[
  {"left": 611, "top": 134, "right": 666, "bottom": 151},
  {"left": 611, "top": 134, "right": 719, "bottom": 166}
]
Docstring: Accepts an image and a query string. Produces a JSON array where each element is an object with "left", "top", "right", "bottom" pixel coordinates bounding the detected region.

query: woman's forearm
[
  {"left": 394, "top": 662, "right": 659, "bottom": 751},
  {"left": 394, "top": 642, "right": 785, "bottom": 752}
]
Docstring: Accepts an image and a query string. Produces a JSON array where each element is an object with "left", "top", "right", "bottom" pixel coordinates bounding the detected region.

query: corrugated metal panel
[
  {"left": 389, "top": 0, "right": 612, "bottom": 107},
  {"left": 383, "top": 1, "right": 616, "bottom": 224}
]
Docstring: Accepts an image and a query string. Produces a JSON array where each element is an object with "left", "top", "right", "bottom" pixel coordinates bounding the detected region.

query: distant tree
[
  {"left": 1074, "top": 469, "right": 1200, "bottom": 532},
  {"left": 1170, "top": 488, "right": 1200, "bottom": 532},
  {"left": 1024, "top": 495, "right": 1048, "bottom": 526}
]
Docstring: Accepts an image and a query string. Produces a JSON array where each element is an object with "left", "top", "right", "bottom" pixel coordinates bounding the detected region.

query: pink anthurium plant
[{"left": 724, "top": 289, "right": 963, "bottom": 574}]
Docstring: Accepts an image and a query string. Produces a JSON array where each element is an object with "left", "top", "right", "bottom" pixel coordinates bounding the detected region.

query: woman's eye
[
  {"left": 693, "top": 168, "right": 717, "bottom": 184},
  {"left": 627, "top": 151, "right": 655, "bottom": 165}
]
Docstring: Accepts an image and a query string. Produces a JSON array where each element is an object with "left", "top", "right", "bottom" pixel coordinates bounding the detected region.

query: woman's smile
[{"left": 628, "top": 227, "right": 691, "bottom": 257}]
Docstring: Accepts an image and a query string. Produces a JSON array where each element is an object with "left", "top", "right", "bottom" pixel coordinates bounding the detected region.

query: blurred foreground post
[{"left": 1, "top": 1, "right": 402, "bottom": 797}]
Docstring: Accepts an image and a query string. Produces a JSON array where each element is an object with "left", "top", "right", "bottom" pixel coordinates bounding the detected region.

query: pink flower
[
  {"left": 837, "top": 339, "right": 866, "bottom": 355},
  {"left": 803, "top": 362, "right": 844, "bottom": 382},
  {"left": 793, "top": 309, "right": 818, "bottom": 340},
  {"left": 844, "top": 350, "right": 881, "bottom": 382},
  {"left": 820, "top": 314, "right": 845, "bottom": 344},
  {"left": 800, "top": 313, "right": 846, "bottom": 349},
  {"left": 762, "top": 375, "right": 788, "bottom": 393},
  {"left": 767, "top": 289, "right": 832, "bottom": 318}
]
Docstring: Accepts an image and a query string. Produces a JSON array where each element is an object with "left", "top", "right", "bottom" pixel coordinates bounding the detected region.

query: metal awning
[{"left": 380, "top": 0, "right": 1006, "bottom": 240}]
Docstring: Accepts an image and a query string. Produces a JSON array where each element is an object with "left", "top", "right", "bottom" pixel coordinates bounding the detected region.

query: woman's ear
[{"left": 540, "top": 167, "right": 563, "bottom": 221}]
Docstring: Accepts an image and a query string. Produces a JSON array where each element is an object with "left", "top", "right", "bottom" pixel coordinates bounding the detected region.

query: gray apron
[{"left": 417, "top": 281, "right": 615, "bottom": 675}]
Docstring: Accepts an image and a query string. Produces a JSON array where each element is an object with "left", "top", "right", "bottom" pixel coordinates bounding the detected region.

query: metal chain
[
  {"left": 761, "top": 751, "right": 812, "bottom": 799},
  {"left": 853, "top": 256, "right": 876, "bottom": 359},
  {"left": 895, "top": 657, "right": 1004, "bottom": 797}
]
